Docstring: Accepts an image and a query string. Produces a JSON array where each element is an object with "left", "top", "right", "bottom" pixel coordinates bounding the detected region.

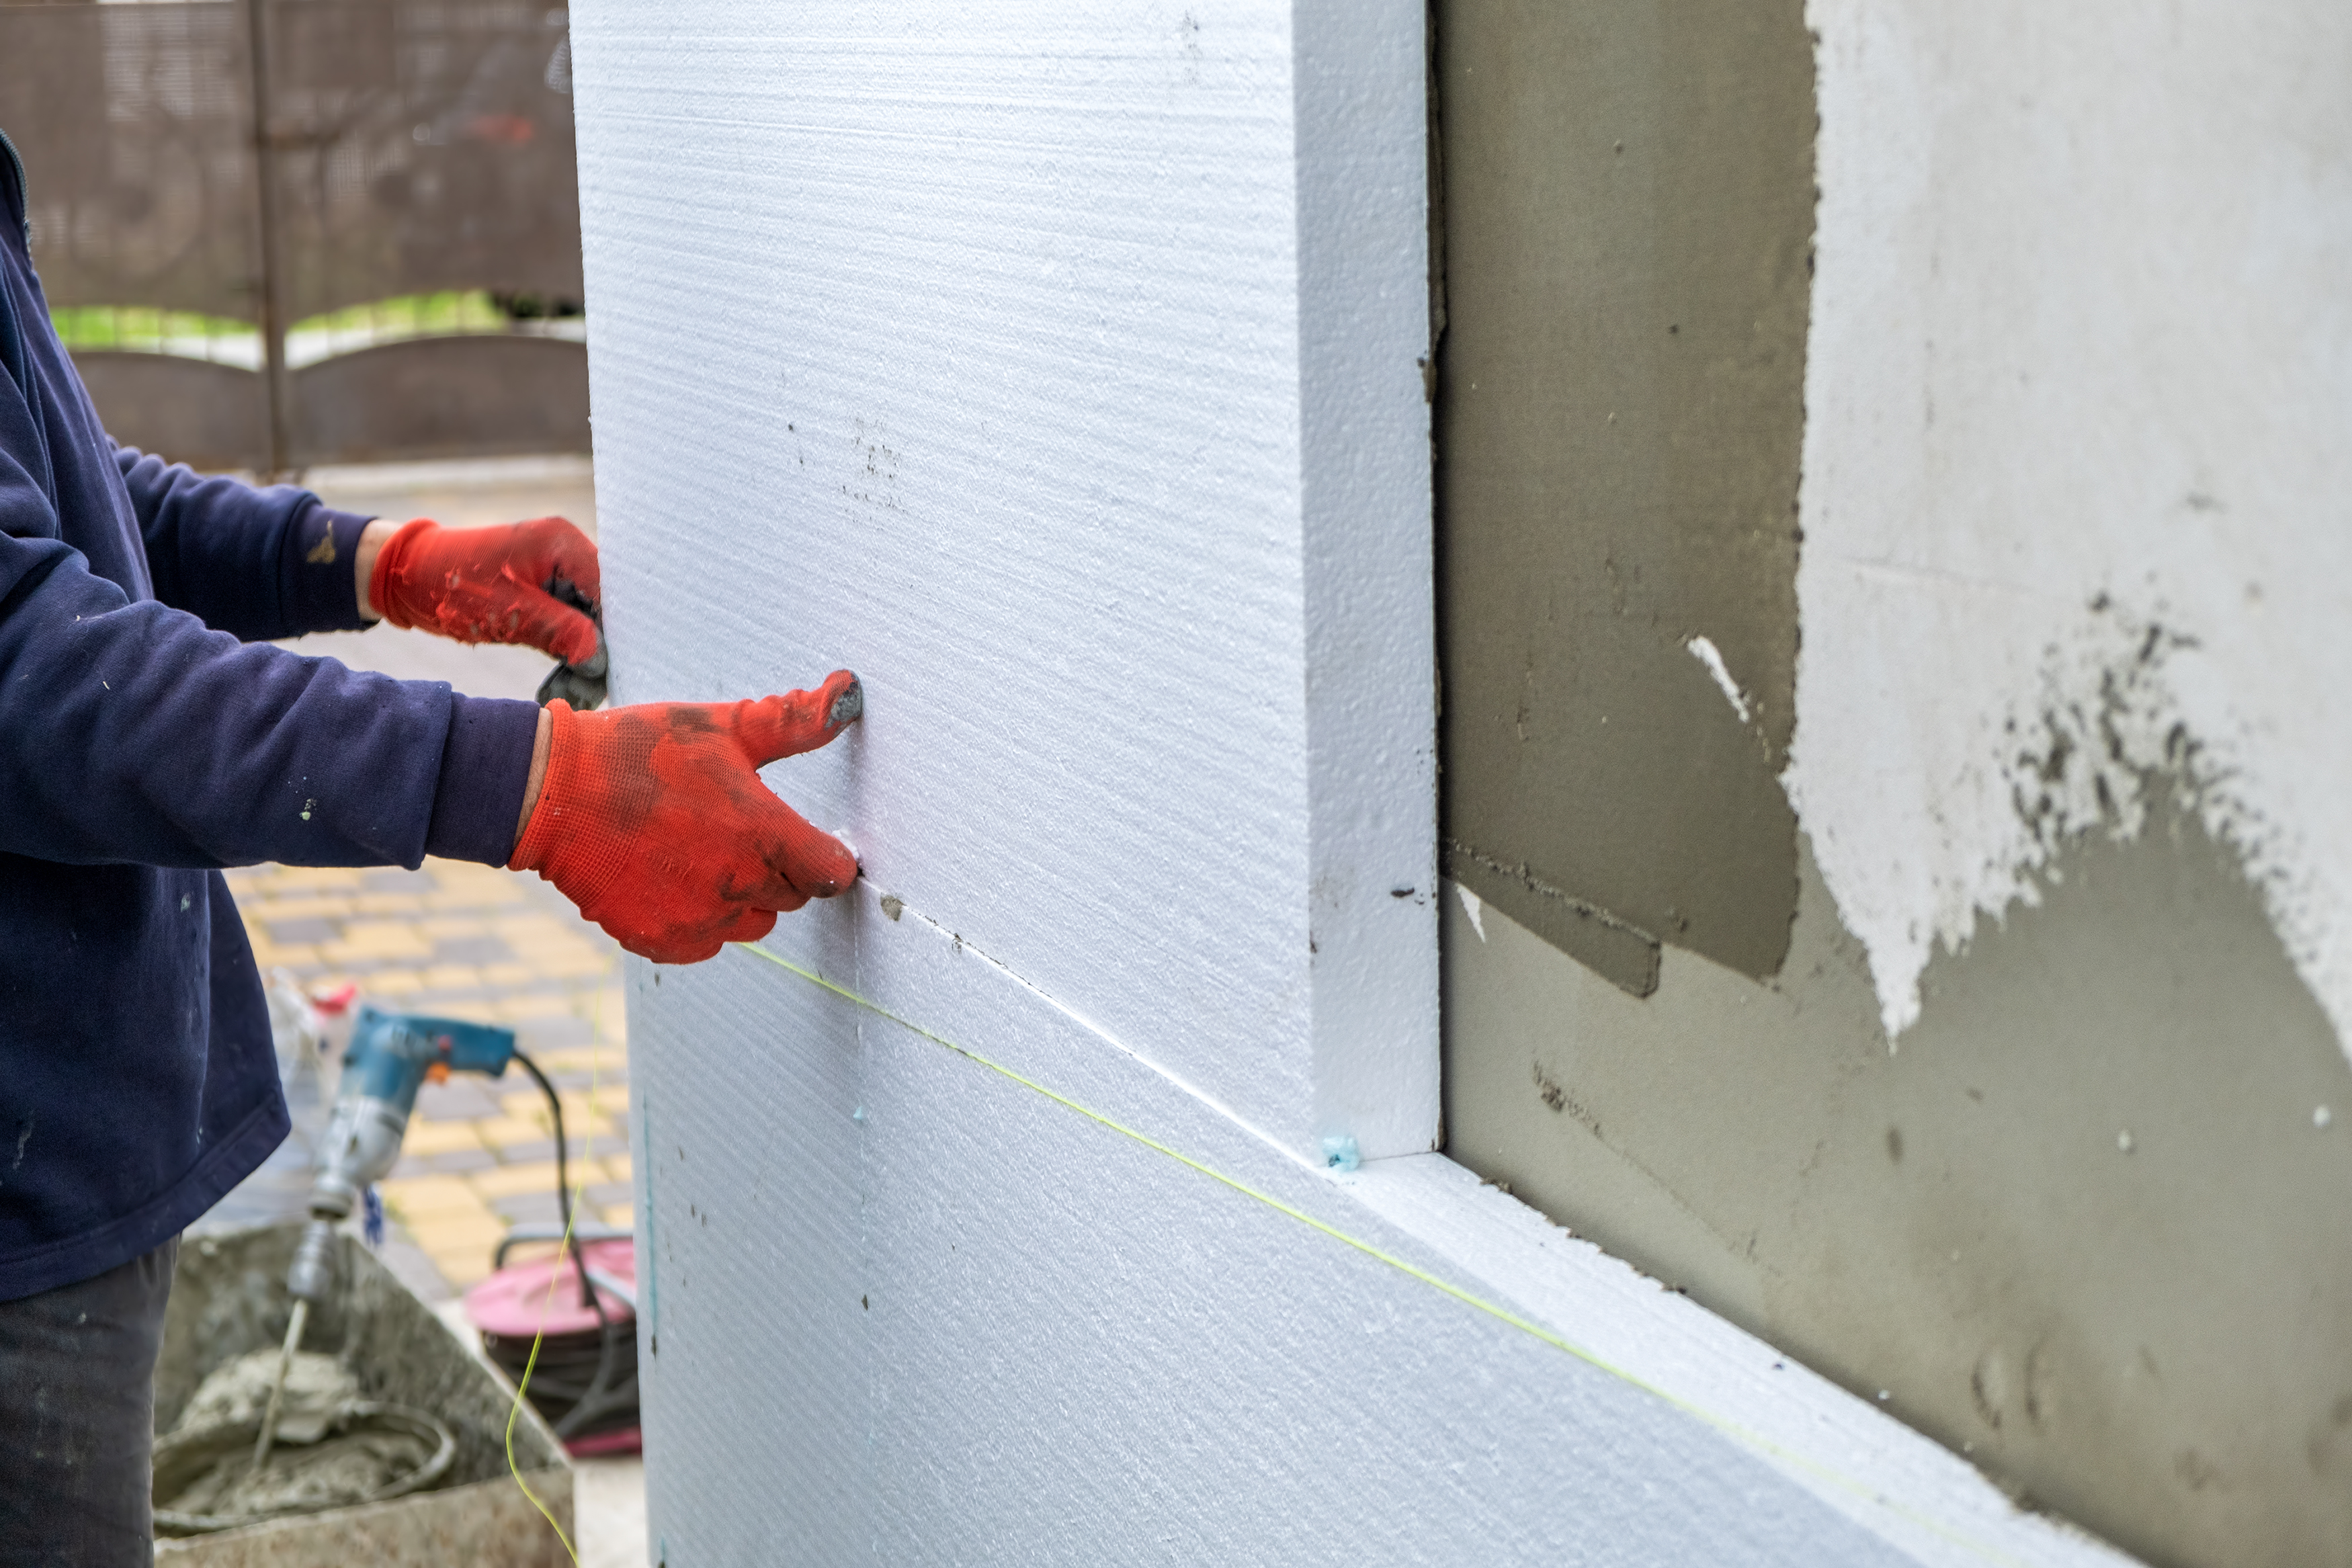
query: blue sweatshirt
[{"left": 0, "top": 133, "right": 541, "bottom": 1301}]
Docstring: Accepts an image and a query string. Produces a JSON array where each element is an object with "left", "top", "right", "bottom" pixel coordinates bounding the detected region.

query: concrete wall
[
  {"left": 573, "top": 4, "right": 2129, "bottom": 1565},
  {"left": 1439, "top": 3, "right": 2352, "bottom": 1565}
]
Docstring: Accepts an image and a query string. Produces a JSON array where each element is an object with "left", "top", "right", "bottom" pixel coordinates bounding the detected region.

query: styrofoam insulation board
[{"left": 570, "top": 2, "right": 2146, "bottom": 1561}]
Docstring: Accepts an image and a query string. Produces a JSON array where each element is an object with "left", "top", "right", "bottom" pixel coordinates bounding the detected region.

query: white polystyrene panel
[
  {"left": 629, "top": 875, "right": 2130, "bottom": 1566},
  {"left": 579, "top": 1, "right": 1320, "bottom": 1151},
  {"left": 577, "top": 3, "right": 2141, "bottom": 1561}
]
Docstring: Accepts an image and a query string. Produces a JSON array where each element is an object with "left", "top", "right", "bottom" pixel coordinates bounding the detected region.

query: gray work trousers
[{"left": 0, "top": 1238, "right": 178, "bottom": 1567}]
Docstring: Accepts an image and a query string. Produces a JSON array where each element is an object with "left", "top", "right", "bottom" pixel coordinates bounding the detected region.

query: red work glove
[
  {"left": 368, "top": 517, "right": 602, "bottom": 666},
  {"left": 511, "top": 671, "right": 865, "bottom": 963}
]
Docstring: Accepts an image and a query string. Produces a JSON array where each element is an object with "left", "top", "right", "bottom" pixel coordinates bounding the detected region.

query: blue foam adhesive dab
[{"left": 1320, "top": 1135, "right": 1360, "bottom": 1174}]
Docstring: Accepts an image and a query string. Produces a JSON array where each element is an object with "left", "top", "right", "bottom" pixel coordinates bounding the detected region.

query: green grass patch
[
  {"left": 48, "top": 305, "right": 256, "bottom": 351},
  {"left": 49, "top": 292, "right": 526, "bottom": 353},
  {"left": 293, "top": 290, "right": 511, "bottom": 337}
]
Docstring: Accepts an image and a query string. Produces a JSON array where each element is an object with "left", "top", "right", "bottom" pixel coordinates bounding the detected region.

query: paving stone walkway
[
  {"left": 224, "top": 855, "right": 630, "bottom": 1291},
  {"left": 222, "top": 454, "right": 632, "bottom": 1296},
  {"left": 212, "top": 457, "right": 645, "bottom": 1566}
]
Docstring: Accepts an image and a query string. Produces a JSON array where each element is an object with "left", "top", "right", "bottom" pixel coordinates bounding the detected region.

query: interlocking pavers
[
  {"left": 223, "top": 853, "right": 628, "bottom": 1294},
  {"left": 472, "top": 1160, "right": 606, "bottom": 1199},
  {"left": 378, "top": 1174, "right": 494, "bottom": 1220},
  {"left": 398, "top": 1118, "right": 487, "bottom": 1158}
]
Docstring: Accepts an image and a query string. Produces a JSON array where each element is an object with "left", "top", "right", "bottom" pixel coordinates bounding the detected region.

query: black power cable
[
  {"left": 503, "top": 1046, "right": 636, "bottom": 1442},
  {"left": 511, "top": 1046, "right": 596, "bottom": 1312}
]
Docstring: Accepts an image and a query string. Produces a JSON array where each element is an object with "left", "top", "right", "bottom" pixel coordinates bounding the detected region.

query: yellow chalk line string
[
  {"left": 501, "top": 960, "right": 613, "bottom": 1565},
  {"left": 732, "top": 938, "right": 2033, "bottom": 1568}
]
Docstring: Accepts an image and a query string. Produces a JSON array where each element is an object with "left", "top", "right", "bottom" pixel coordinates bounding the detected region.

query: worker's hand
[
  {"left": 510, "top": 672, "right": 866, "bottom": 963},
  {"left": 364, "top": 516, "right": 601, "bottom": 667}
]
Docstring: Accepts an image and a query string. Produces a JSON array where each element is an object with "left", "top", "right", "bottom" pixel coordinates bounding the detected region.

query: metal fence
[{"left": 0, "top": 0, "right": 587, "bottom": 472}]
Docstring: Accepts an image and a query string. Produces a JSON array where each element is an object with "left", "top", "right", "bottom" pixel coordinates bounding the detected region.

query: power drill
[
  {"left": 253, "top": 1005, "right": 521, "bottom": 1469},
  {"left": 283, "top": 1004, "right": 518, "bottom": 1306}
]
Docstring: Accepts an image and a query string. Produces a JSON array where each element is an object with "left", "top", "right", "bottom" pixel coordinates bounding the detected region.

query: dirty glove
[
  {"left": 510, "top": 672, "right": 866, "bottom": 963},
  {"left": 367, "top": 516, "right": 602, "bottom": 667}
]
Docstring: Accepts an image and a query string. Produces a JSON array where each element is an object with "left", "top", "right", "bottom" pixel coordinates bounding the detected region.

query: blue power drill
[
  {"left": 252, "top": 1004, "right": 520, "bottom": 1468},
  {"left": 284, "top": 1003, "right": 517, "bottom": 1306}
]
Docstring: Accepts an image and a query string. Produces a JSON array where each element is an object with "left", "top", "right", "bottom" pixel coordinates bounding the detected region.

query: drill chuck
[{"left": 286, "top": 1217, "right": 339, "bottom": 1304}]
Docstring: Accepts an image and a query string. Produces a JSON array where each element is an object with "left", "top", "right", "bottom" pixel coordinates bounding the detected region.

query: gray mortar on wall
[
  {"left": 1443, "top": 803, "right": 2352, "bottom": 1568},
  {"left": 1431, "top": 11, "right": 2352, "bottom": 1559},
  {"left": 1434, "top": 0, "right": 1813, "bottom": 992}
]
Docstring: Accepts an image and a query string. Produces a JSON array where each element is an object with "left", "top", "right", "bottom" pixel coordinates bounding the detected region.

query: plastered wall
[
  {"left": 575, "top": 4, "right": 2130, "bottom": 1565},
  {"left": 1437, "top": 0, "right": 1814, "bottom": 996},
  {"left": 1438, "top": 3, "right": 2352, "bottom": 1564}
]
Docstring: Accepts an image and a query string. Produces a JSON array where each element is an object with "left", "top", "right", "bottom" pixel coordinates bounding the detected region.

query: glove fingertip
[
  {"left": 824, "top": 672, "right": 863, "bottom": 731},
  {"left": 804, "top": 836, "right": 861, "bottom": 899}
]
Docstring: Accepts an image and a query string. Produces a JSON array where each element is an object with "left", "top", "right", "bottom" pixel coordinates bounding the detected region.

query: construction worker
[{"left": 0, "top": 135, "right": 859, "bottom": 1559}]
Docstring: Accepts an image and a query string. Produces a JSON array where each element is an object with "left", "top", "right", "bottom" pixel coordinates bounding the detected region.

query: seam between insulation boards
[{"left": 730, "top": 898, "right": 2042, "bottom": 1568}]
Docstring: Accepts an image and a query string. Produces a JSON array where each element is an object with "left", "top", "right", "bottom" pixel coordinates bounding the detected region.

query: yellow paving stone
[
  {"left": 362, "top": 969, "right": 424, "bottom": 996},
  {"left": 501, "top": 945, "right": 602, "bottom": 973},
  {"left": 417, "top": 916, "right": 493, "bottom": 939},
  {"left": 472, "top": 1115, "right": 558, "bottom": 1152},
  {"left": 248, "top": 943, "right": 320, "bottom": 971},
  {"left": 335, "top": 920, "right": 434, "bottom": 955},
  {"left": 569, "top": 1087, "right": 624, "bottom": 1119},
  {"left": 351, "top": 891, "right": 429, "bottom": 915},
  {"left": 500, "top": 1113, "right": 617, "bottom": 1148},
  {"left": 599, "top": 1205, "right": 634, "bottom": 1231},
  {"left": 513, "top": 916, "right": 599, "bottom": 938},
  {"left": 469, "top": 1159, "right": 607, "bottom": 1200},
  {"left": 397, "top": 1118, "right": 485, "bottom": 1157},
  {"left": 489, "top": 993, "right": 577, "bottom": 1021},
  {"left": 425, "top": 858, "right": 514, "bottom": 889},
  {"left": 418, "top": 964, "right": 484, "bottom": 992},
  {"left": 532, "top": 951, "right": 612, "bottom": 980},
  {"left": 408, "top": 1209, "right": 509, "bottom": 1252},
  {"left": 425, "top": 886, "right": 525, "bottom": 912},
  {"left": 602, "top": 1153, "right": 632, "bottom": 1184},
  {"left": 246, "top": 895, "right": 354, "bottom": 922},
  {"left": 407, "top": 1201, "right": 507, "bottom": 1240},
  {"left": 426, "top": 1248, "right": 497, "bottom": 1287},
  {"left": 480, "top": 963, "right": 536, "bottom": 988},
  {"left": 272, "top": 867, "right": 366, "bottom": 891},
  {"left": 501, "top": 1089, "right": 612, "bottom": 1127},
  {"left": 379, "top": 1175, "right": 493, "bottom": 1220},
  {"left": 491, "top": 913, "right": 575, "bottom": 940},
  {"left": 530, "top": 1045, "right": 627, "bottom": 1074},
  {"left": 501, "top": 928, "right": 598, "bottom": 951}
]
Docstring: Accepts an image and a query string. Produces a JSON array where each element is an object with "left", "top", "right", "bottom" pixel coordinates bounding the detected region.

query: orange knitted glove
[
  {"left": 511, "top": 672, "right": 864, "bottom": 962},
  {"left": 368, "top": 516, "right": 602, "bottom": 666}
]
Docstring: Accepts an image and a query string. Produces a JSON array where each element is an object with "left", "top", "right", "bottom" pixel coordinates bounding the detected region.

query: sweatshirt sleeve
[
  {"left": 1, "top": 453, "right": 536, "bottom": 871},
  {"left": 114, "top": 444, "right": 376, "bottom": 642}
]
